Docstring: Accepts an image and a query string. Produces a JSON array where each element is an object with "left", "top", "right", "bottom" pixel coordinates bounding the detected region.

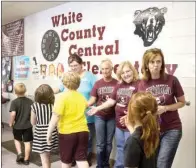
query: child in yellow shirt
[{"left": 47, "top": 72, "right": 89, "bottom": 168}]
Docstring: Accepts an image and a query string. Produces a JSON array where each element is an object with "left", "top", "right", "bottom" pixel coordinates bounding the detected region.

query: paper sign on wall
[{"left": 14, "top": 56, "right": 30, "bottom": 79}]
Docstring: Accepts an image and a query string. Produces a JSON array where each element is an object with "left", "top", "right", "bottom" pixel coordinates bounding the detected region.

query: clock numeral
[
  {"left": 54, "top": 37, "right": 58, "bottom": 42},
  {"left": 45, "top": 34, "right": 48, "bottom": 38},
  {"left": 49, "top": 31, "right": 52, "bottom": 36},
  {"left": 54, "top": 49, "right": 58, "bottom": 53},
  {"left": 42, "top": 44, "right": 45, "bottom": 49},
  {"left": 43, "top": 49, "right": 46, "bottom": 54},
  {"left": 55, "top": 43, "right": 59, "bottom": 47},
  {"left": 51, "top": 53, "right": 54, "bottom": 58},
  {"left": 45, "top": 53, "right": 48, "bottom": 57},
  {"left": 48, "top": 55, "right": 51, "bottom": 60},
  {"left": 43, "top": 39, "right": 46, "bottom": 43}
]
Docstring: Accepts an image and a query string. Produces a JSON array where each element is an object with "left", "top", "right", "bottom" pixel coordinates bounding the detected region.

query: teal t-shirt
[{"left": 59, "top": 71, "right": 97, "bottom": 123}]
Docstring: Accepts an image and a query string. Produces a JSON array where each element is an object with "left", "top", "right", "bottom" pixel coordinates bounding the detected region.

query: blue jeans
[
  {"left": 87, "top": 123, "right": 95, "bottom": 154},
  {"left": 114, "top": 127, "right": 130, "bottom": 168},
  {"left": 157, "top": 129, "right": 182, "bottom": 168},
  {"left": 95, "top": 116, "right": 115, "bottom": 168}
]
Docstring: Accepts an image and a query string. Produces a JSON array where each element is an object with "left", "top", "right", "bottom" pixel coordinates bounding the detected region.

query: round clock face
[{"left": 41, "top": 30, "right": 60, "bottom": 61}]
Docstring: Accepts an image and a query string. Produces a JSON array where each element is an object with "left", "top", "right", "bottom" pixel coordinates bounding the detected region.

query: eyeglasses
[{"left": 69, "top": 64, "right": 80, "bottom": 68}]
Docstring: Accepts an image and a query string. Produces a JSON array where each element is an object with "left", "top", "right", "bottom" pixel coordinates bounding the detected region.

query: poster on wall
[
  {"left": 2, "top": 56, "right": 13, "bottom": 92},
  {"left": 14, "top": 56, "right": 30, "bottom": 80},
  {"left": 1, "top": 19, "right": 24, "bottom": 57},
  {"left": 32, "top": 57, "right": 40, "bottom": 80},
  {"left": 31, "top": 56, "right": 65, "bottom": 80}
]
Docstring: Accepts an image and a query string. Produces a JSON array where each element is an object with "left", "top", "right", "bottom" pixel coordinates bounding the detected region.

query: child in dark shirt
[
  {"left": 122, "top": 92, "right": 159, "bottom": 168},
  {"left": 9, "top": 83, "right": 33, "bottom": 165}
]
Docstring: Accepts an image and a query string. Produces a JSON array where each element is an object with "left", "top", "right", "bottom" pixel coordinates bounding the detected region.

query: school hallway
[{"left": 2, "top": 125, "right": 97, "bottom": 168}]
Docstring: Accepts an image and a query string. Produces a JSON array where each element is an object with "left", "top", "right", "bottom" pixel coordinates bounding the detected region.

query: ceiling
[{"left": 2, "top": 1, "right": 68, "bottom": 25}]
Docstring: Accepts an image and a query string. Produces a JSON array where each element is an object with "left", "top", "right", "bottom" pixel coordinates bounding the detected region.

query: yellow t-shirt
[{"left": 53, "top": 90, "right": 89, "bottom": 134}]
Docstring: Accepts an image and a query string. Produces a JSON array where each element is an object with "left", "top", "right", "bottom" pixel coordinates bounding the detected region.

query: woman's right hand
[{"left": 87, "top": 106, "right": 98, "bottom": 116}]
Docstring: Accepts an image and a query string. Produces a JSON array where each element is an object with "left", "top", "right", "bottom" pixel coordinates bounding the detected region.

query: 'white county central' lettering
[
  {"left": 146, "top": 84, "right": 171, "bottom": 95},
  {"left": 98, "top": 86, "right": 114, "bottom": 95}
]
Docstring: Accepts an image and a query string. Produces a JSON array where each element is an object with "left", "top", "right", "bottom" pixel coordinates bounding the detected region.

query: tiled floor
[{"left": 1, "top": 125, "right": 97, "bottom": 168}]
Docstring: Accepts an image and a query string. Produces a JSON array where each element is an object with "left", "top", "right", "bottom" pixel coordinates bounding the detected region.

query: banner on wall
[
  {"left": 14, "top": 56, "right": 30, "bottom": 79},
  {"left": 2, "top": 57, "right": 13, "bottom": 92},
  {"left": 2, "top": 57, "right": 12, "bottom": 82},
  {"left": 1, "top": 19, "right": 24, "bottom": 57}
]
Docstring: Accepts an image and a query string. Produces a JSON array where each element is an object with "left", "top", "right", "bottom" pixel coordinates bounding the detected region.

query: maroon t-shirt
[
  {"left": 90, "top": 78, "right": 118, "bottom": 120},
  {"left": 138, "top": 74, "right": 184, "bottom": 132},
  {"left": 111, "top": 81, "right": 138, "bottom": 130}
]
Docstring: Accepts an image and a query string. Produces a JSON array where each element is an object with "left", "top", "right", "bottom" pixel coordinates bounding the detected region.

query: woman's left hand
[{"left": 157, "top": 106, "right": 167, "bottom": 115}]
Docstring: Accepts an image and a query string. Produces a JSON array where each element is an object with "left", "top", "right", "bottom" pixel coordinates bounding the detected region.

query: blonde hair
[
  {"left": 100, "top": 58, "right": 113, "bottom": 69},
  {"left": 128, "top": 92, "right": 159, "bottom": 158},
  {"left": 116, "top": 61, "right": 138, "bottom": 82},
  {"left": 14, "top": 83, "right": 26, "bottom": 95},
  {"left": 141, "top": 48, "right": 166, "bottom": 81},
  {"left": 62, "top": 72, "right": 80, "bottom": 90}
]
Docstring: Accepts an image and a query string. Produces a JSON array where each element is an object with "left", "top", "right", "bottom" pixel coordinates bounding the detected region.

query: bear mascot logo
[{"left": 133, "top": 7, "right": 167, "bottom": 47}]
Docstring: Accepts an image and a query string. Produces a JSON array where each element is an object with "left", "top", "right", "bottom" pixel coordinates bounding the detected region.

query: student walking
[
  {"left": 31, "top": 84, "right": 58, "bottom": 168},
  {"left": 9, "top": 83, "right": 33, "bottom": 165}
]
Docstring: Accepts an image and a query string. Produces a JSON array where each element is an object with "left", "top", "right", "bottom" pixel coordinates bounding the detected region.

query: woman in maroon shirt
[
  {"left": 88, "top": 61, "right": 139, "bottom": 168},
  {"left": 88, "top": 59, "right": 118, "bottom": 168},
  {"left": 138, "top": 48, "right": 186, "bottom": 168}
]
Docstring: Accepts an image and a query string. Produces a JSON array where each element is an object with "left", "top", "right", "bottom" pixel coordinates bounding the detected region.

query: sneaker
[
  {"left": 88, "top": 160, "right": 92, "bottom": 167},
  {"left": 71, "top": 160, "right": 76, "bottom": 167},
  {"left": 23, "top": 160, "right": 30, "bottom": 165},
  {"left": 16, "top": 153, "right": 24, "bottom": 163},
  {"left": 87, "top": 153, "right": 92, "bottom": 167}
]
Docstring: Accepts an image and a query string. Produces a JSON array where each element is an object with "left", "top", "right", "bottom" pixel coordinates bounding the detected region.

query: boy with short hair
[
  {"left": 9, "top": 83, "right": 33, "bottom": 165},
  {"left": 47, "top": 72, "right": 89, "bottom": 168}
]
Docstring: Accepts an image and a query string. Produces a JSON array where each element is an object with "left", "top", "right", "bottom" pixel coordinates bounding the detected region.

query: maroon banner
[{"left": 1, "top": 19, "right": 24, "bottom": 57}]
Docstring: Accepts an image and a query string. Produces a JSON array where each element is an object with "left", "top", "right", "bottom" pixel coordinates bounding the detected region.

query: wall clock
[{"left": 41, "top": 30, "right": 60, "bottom": 61}]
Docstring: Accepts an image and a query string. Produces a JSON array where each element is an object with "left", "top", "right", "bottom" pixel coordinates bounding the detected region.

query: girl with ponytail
[{"left": 123, "top": 92, "right": 159, "bottom": 168}]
